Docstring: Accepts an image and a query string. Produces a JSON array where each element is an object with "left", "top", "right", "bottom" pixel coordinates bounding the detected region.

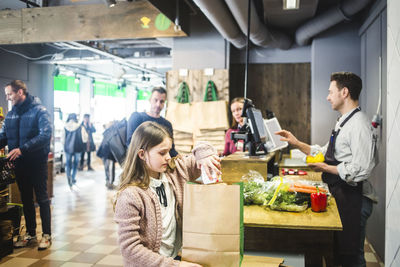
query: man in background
[
  {"left": 126, "top": 87, "right": 177, "bottom": 157},
  {"left": 0, "top": 80, "right": 52, "bottom": 250}
]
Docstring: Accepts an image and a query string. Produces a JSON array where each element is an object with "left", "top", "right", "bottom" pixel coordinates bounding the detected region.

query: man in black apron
[{"left": 276, "top": 72, "right": 377, "bottom": 267}]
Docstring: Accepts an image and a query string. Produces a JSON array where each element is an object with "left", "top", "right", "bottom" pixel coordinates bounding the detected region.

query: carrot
[
  {"left": 288, "top": 187, "right": 317, "bottom": 194},
  {"left": 293, "top": 183, "right": 327, "bottom": 192}
]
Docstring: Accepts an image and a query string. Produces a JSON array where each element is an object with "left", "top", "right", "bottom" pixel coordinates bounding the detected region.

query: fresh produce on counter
[
  {"left": 310, "top": 186, "right": 328, "bottom": 212},
  {"left": 242, "top": 173, "right": 330, "bottom": 212},
  {"left": 306, "top": 152, "right": 325, "bottom": 163},
  {"left": 281, "top": 168, "right": 308, "bottom": 176}
]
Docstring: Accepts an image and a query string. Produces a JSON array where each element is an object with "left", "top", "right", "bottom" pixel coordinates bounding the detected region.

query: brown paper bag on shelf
[
  {"left": 192, "top": 101, "right": 229, "bottom": 131},
  {"left": 166, "top": 102, "right": 194, "bottom": 133},
  {"left": 182, "top": 183, "right": 243, "bottom": 267}
]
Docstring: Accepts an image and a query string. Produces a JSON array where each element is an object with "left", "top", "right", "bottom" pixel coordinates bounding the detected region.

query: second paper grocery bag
[{"left": 182, "top": 183, "right": 243, "bottom": 267}]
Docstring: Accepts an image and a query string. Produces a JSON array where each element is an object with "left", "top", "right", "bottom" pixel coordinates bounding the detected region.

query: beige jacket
[{"left": 114, "top": 142, "right": 216, "bottom": 267}]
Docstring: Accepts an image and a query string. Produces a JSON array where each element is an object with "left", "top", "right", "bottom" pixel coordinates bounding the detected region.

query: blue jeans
[
  {"left": 65, "top": 152, "right": 81, "bottom": 186},
  {"left": 358, "top": 196, "right": 373, "bottom": 267}
]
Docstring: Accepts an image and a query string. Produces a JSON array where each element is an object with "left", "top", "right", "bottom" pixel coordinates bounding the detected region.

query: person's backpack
[{"left": 107, "top": 119, "right": 127, "bottom": 166}]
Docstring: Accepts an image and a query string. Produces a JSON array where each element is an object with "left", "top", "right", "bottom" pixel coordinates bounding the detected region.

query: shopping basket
[{"left": 0, "top": 157, "right": 16, "bottom": 187}]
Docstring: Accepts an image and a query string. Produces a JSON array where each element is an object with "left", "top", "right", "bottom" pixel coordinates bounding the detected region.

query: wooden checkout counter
[{"left": 221, "top": 152, "right": 342, "bottom": 267}]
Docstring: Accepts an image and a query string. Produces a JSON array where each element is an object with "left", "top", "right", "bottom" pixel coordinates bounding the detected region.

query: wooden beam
[
  {"left": 0, "top": 10, "right": 22, "bottom": 44},
  {"left": 0, "top": 1, "right": 186, "bottom": 45}
]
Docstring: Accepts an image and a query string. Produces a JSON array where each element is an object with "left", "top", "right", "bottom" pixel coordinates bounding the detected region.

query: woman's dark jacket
[
  {"left": 0, "top": 94, "right": 52, "bottom": 163},
  {"left": 64, "top": 121, "right": 85, "bottom": 154},
  {"left": 82, "top": 122, "right": 96, "bottom": 152}
]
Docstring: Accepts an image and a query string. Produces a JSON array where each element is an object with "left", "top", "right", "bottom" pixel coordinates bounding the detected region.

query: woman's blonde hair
[
  {"left": 119, "top": 121, "right": 172, "bottom": 190},
  {"left": 230, "top": 97, "right": 245, "bottom": 129}
]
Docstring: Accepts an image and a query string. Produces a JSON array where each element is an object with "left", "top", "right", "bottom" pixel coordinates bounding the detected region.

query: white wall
[
  {"left": 311, "top": 22, "right": 362, "bottom": 145},
  {"left": 385, "top": 0, "right": 400, "bottom": 265}
]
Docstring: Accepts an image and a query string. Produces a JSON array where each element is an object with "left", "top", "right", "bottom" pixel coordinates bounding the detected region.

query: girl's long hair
[
  {"left": 118, "top": 121, "right": 172, "bottom": 190},
  {"left": 230, "top": 97, "right": 245, "bottom": 129}
]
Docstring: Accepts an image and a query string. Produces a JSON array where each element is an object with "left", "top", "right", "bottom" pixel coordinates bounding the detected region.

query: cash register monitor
[{"left": 246, "top": 107, "right": 267, "bottom": 143}]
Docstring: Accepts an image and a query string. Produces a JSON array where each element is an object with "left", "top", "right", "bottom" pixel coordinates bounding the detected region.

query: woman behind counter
[{"left": 222, "top": 97, "right": 245, "bottom": 156}]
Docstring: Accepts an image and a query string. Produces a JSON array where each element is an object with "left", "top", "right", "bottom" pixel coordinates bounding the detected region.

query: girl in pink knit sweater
[{"left": 114, "top": 121, "right": 220, "bottom": 267}]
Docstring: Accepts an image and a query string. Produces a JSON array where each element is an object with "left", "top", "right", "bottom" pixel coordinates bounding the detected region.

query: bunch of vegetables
[{"left": 243, "top": 174, "right": 329, "bottom": 212}]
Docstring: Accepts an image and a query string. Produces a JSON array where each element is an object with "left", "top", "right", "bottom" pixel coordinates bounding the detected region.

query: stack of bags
[
  {"left": 193, "top": 129, "right": 226, "bottom": 152},
  {"left": 173, "top": 130, "right": 193, "bottom": 154},
  {"left": 166, "top": 80, "right": 230, "bottom": 155}
]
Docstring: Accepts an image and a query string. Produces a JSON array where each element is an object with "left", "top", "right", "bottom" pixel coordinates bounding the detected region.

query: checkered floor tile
[{"left": 0, "top": 161, "right": 122, "bottom": 266}]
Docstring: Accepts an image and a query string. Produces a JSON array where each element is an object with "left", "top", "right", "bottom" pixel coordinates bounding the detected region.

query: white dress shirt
[
  {"left": 310, "top": 107, "right": 378, "bottom": 202},
  {"left": 149, "top": 173, "right": 178, "bottom": 258}
]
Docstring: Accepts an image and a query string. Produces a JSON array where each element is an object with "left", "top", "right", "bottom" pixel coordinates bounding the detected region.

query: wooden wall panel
[
  {"left": 166, "top": 69, "right": 229, "bottom": 103},
  {"left": 230, "top": 63, "right": 311, "bottom": 144}
]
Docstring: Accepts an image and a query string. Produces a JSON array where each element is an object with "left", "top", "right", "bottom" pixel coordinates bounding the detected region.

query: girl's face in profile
[
  {"left": 141, "top": 137, "right": 172, "bottom": 178},
  {"left": 231, "top": 102, "right": 244, "bottom": 125}
]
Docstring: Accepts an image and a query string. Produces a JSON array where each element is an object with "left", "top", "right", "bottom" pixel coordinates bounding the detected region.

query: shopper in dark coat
[
  {"left": 79, "top": 113, "right": 96, "bottom": 171},
  {"left": 63, "top": 113, "right": 86, "bottom": 188},
  {"left": 97, "top": 121, "right": 117, "bottom": 189},
  {"left": 0, "top": 80, "right": 52, "bottom": 250}
]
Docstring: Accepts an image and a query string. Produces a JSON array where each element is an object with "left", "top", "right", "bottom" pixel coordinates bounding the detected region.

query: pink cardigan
[{"left": 114, "top": 143, "right": 216, "bottom": 267}]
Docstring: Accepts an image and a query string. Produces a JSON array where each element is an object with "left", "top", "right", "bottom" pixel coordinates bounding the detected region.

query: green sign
[
  {"left": 93, "top": 81, "right": 126, "bottom": 97},
  {"left": 137, "top": 89, "right": 151, "bottom": 100},
  {"left": 54, "top": 75, "right": 80, "bottom": 92},
  {"left": 155, "top": 13, "right": 171, "bottom": 31}
]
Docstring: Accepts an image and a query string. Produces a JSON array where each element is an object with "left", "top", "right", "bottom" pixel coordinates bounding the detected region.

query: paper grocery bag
[
  {"left": 182, "top": 183, "right": 244, "bottom": 267},
  {"left": 166, "top": 102, "right": 194, "bottom": 133},
  {"left": 192, "top": 101, "right": 229, "bottom": 130}
]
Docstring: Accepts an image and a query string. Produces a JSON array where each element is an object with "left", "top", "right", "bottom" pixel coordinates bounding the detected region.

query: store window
[{"left": 93, "top": 81, "right": 127, "bottom": 131}]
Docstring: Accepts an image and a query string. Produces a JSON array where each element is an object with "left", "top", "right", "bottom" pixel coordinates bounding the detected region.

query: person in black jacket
[
  {"left": 96, "top": 121, "right": 117, "bottom": 189},
  {"left": 63, "top": 113, "right": 87, "bottom": 189},
  {"left": 0, "top": 80, "right": 52, "bottom": 250},
  {"left": 79, "top": 114, "right": 96, "bottom": 171}
]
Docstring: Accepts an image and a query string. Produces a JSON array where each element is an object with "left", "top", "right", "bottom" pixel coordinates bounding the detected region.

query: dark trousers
[
  {"left": 15, "top": 160, "right": 51, "bottom": 236},
  {"left": 338, "top": 196, "right": 373, "bottom": 267},
  {"left": 80, "top": 151, "right": 91, "bottom": 169}
]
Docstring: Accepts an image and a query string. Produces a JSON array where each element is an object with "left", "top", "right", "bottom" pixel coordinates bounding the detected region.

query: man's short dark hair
[
  {"left": 151, "top": 87, "right": 167, "bottom": 96},
  {"left": 7, "top": 80, "right": 27, "bottom": 95},
  {"left": 83, "top": 114, "right": 90, "bottom": 119},
  {"left": 330, "top": 72, "right": 362, "bottom": 101}
]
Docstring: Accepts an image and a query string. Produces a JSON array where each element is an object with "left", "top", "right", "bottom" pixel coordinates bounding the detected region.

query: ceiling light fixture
[
  {"left": 103, "top": 0, "right": 116, "bottom": 8},
  {"left": 283, "top": 0, "right": 299, "bottom": 10},
  {"left": 52, "top": 65, "right": 60, "bottom": 76}
]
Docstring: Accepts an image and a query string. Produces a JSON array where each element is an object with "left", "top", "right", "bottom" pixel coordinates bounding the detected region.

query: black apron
[{"left": 322, "top": 108, "right": 362, "bottom": 256}]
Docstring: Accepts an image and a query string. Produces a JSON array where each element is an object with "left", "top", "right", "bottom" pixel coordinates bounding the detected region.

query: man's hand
[
  {"left": 196, "top": 155, "right": 221, "bottom": 178},
  {"left": 275, "top": 130, "right": 299, "bottom": 146},
  {"left": 179, "top": 261, "right": 202, "bottom": 267},
  {"left": 308, "top": 162, "right": 339, "bottom": 175},
  {"left": 275, "top": 130, "right": 311, "bottom": 155},
  {"left": 7, "top": 148, "right": 22, "bottom": 161}
]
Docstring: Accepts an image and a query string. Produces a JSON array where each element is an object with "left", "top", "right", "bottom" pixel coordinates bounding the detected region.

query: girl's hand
[
  {"left": 196, "top": 155, "right": 221, "bottom": 178},
  {"left": 179, "top": 260, "right": 202, "bottom": 267}
]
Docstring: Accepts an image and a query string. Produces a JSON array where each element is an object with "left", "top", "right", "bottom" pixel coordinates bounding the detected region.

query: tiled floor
[
  {"left": 0, "top": 160, "right": 385, "bottom": 266},
  {"left": 0, "top": 161, "right": 123, "bottom": 267}
]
